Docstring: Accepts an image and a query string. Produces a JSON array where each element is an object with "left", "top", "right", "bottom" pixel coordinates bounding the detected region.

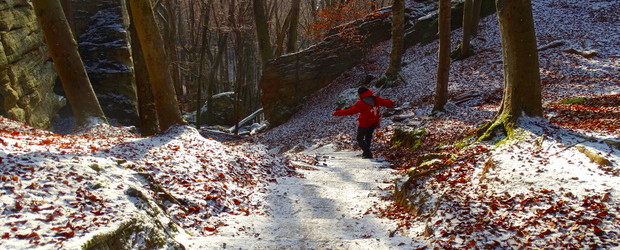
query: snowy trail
[{"left": 178, "top": 144, "right": 421, "bottom": 249}]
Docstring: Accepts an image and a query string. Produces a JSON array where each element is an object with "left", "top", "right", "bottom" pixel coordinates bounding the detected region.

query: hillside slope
[{"left": 260, "top": 0, "right": 619, "bottom": 248}]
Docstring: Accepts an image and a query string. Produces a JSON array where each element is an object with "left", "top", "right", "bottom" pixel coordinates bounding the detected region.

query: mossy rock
[
  {"left": 82, "top": 218, "right": 182, "bottom": 250},
  {"left": 390, "top": 127, "right": 426, "bottom": 151}
]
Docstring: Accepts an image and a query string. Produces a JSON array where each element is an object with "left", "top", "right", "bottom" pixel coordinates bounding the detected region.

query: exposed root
[{"left": 477, "top": 114, "right": 515, "bottom": 141}]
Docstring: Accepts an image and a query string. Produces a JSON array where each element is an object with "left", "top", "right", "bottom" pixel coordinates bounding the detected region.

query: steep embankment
[{"left": 0, "top": 117, "right": 290, "bottom": 249}]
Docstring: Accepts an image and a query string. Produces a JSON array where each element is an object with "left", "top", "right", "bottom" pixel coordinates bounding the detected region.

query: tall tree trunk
[
  {"left": 274, "top": 11, "right": 292, "bottom": 57},
  {"left": 194, "top": 6, "right": 211, "bottom": 130},
  {"left": 432, "top": 0, "right": 451, "bottom": 112},
  {"left": 286, "top": 0, "right": 302, "bottom": 53},
  {"left": 460, "top": 0, "right": 474, "bottom": 58},
  {"left": 385, "top": 0, "right": 405, "bottom": 81},
  {"left": 206, "top": 34, "right": 229, "bottom": 125},
  {"left": 253, "top": 0, "right": 274, "bottom": 64},
  {"left": 128, "top": 10, "right": 159, "bottom": 136},
  {"left": 32, "top": 0, "right": 107, "bottom": 127},
  {"left": 59, "top": 0, "right": 74, "bottom": 33},
  {"left": 471, "top": 0, "right": 483, "bottom": 36},
  {"left": 478, "top": 0, "right": 541, "bottom": 140},
  {"left": 129, "top": 0, "right": 184, "bottom": 131}
]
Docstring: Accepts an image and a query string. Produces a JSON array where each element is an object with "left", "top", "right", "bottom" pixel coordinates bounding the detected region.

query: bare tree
[
  {"left": 432, "top": 0, "right": 451, "bottom": 112},
  {"left": 385, "top": 0, "right": 405, "bottom": 81},
  {"left": 128, "top": 0, "right": 184, "bottom": 131},
  {"left": 286, "top": 0, "right": 302, "bottom": 53},
  {"left": 253, "top": 0, "right": 274, "bottom": 63},
  {"left": 32, "top": 0, "right": 107, "bottom": 127},
  {"left": 478, "top": 0, "right": 542, "bottom": 140},
  {"left": 126, "top": 0, "right": 159, "bottom": 136}
]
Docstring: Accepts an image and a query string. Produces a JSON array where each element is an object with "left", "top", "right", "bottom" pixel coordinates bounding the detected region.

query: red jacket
[{"left": 332, "top": 90, "right": 394, "bottom": 128}]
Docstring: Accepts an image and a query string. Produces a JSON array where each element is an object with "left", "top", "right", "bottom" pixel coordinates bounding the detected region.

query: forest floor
[
  {"left": 179, "top": 144, "right": 424, "bottom": 249},
  {"left": 0, "top": 0, "right": 619, "bottom": 249}
]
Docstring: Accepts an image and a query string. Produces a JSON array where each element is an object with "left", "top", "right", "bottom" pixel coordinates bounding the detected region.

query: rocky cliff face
[
  {"left": 0, "top": 0, "right": 65, "bottom": 130},
  {"left": 72, "top": 0, "right": 137, "bottom": 126},
  {"left": 259, "top": 0, "right": 496, "bottom": 127},
  {"left": 0, "top": 0, "right": 138, "bottom": 130}
]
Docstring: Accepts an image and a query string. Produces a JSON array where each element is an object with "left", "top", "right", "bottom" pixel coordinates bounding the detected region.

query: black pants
[{"left": 357, "top": 124, "right": 377, "bottom": 157}]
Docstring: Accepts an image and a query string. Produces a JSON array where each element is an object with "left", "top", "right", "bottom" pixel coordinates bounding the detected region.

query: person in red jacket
[{"left": 332, "top": 87, "right": 394, "bottom": 159}]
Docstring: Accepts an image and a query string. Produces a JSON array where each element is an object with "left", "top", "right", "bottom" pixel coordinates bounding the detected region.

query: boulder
[{"left": 200, "top": 92, "right": 242, "bottom": 126}]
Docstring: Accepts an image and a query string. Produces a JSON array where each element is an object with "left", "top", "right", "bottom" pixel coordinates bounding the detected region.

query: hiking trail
[{"left": 178, "top": 144, "right": 422, "bottom": 249}]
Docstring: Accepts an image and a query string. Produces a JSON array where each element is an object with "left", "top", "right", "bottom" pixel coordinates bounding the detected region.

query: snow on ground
[
  {"left": 0, "top": 117, "right": 290, "bottom": 249},
  {"left": 178, "top": 144, "right": 426, "bottom": 249},
  {"left": 0, "top": 0, "right": 618, "bottom": 249},
  {"left": 259, "top": 0, "right": 619, "bottom": 248}
]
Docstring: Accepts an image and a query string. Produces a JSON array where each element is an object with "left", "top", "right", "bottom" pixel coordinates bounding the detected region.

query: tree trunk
[
  {"left": 460, "top": 0, "right": 474, "bottom": 58},
  {"left": 206, "top": 34, "right": 229, "bottom": 125},
  {"left": 286, "top": 0, "right": 302, "bottom": 53},
  {"left": 478, "top": 0, "right": 542, "bottom": 140},
  {"left": 59, "top": 0, "right": 74, "bottom": 33},
  {"left": 253, "top": 0, "right": 273, "bottom": 64},
  {"left": 274, "top": 11, "right": 292, "bottom": 57},
  {"left": 32, "top": 0, "right": 107, "bottom": 127},
  {"left": 432, "top": 0, "right": 451, "bottom": 112},
  {"left": 385, "top": 0, "right": 405, "bottom": 81},
  {"left": 128, "top": 9, "right": 159, "bottom": 136},
  {"left": 194, "top": 14, "right": 210, "bottom": 130},
  {"left": 471, "top": 0, "right": 483, "bottom": 36},
  {"left": 129, "top": 0, "right": 184, "bottom": 131}
]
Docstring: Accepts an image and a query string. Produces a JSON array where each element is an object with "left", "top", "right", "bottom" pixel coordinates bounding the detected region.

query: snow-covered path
[{"left": 178, "top": 144, "right": 422, "bottom": 249}]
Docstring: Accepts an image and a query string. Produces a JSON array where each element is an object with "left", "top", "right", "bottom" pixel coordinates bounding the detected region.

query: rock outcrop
[
  {"left": 0, "top": 1, "right": 65, "bottom": 130},
  {"left": 260, "top": 0, "right": 496, "bottom": 127},
  {"left": 72, "top": 0, "right": 137, "bottom": 125},
  {"left": 200, "top": 92, "right": 241, "bottom": 126}
]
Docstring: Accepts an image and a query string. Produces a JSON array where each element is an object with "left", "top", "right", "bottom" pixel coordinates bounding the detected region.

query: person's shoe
[{"left": 362, "top": 153, "right": 374, "bottom": 159}]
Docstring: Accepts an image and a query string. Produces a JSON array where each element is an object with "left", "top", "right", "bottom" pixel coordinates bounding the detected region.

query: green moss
[
  {"left": 477, "top": 114, "right": 515, "bottom": 142},
  {"left": 558, "top": 98, "right": 585, "bottom": 104},
  {"left": 89, "top": 164, "right": 102, "bottom": 172},
  {"left": 390, "top": 127, "right": 426, "bottom": 151},
  {"left": 81, "top": 219, "right": 177, "bottom": 250},
  {"left": 91, "top": 183, "right": 103, "bottom": 190},
  {"left": 454, "top": 134, "right": 475, "bottom": 148}
]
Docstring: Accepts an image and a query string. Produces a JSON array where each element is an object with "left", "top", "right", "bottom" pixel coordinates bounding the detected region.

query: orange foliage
[{"left": 305, "top": 1, "right": 379, "bottom": 40}]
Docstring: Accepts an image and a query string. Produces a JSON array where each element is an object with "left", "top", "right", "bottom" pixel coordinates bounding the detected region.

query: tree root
[
  {"left": 137, "top": 172, "right": 188, "bottom": 213},
  {"left": 476, "top": 114, "right": 515, "bottom": 141}
]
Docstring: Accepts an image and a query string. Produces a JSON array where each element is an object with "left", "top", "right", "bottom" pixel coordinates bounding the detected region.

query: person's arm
[
  {"left": 376, "top": 96, "right": 394, "bottom": 107},
  {"left": 333, "top": 102, "right": 361, "bottom": 116}
]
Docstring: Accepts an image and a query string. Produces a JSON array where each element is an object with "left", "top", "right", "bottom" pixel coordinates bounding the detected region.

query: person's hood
[{"left": 358, "top": 89, "right": 374, "bottom": 99}]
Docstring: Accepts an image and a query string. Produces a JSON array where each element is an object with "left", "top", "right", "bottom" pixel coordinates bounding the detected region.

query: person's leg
[
  {"left": 357, "top": 127, "right": 371, "bottom": 157},
  {"left": 364, "top": 125, "right": 377, "bottom": 158}
]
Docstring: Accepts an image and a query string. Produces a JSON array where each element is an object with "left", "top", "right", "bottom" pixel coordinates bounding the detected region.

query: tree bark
[
  {"left": 385, "top": 0, "right": 405, "bottom": 81},
  {"left": 274, "top": 11, "right": 292, "bottom": 57},
  {"left": 286, "top": 0, "right": 302, "bottom": 53},
  {"left": 471, "top": 0, "right": 483, "bottom": 36},
  {"left": 478, "top": 0, "right": 542, "bottom": 140},
  {"left": 32, "top": 0, "right": 107, "bottom": 127},
  {"left": 460, "top": 0, "right": 474, "bottom": 58},
  {"left": 253, "top": 0, "right": 273, "bottom": 64},
  {"left": 59, "top": 0, "right": 74, "bottom": 33},
  {"left": 206, "top": 34, "right": 229, "bottom": 125},
  {"left": 129, "top": 0, "right": 184, "bottom": 131},
  {"left": 433, "top": 0, "right": 451, "bottom": 112},
  {"left": 128, "top": 10, "right": 159, "bottom": 136},
  {"left": 194, "top": 12, "right": 210, "bottom": 130}
]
